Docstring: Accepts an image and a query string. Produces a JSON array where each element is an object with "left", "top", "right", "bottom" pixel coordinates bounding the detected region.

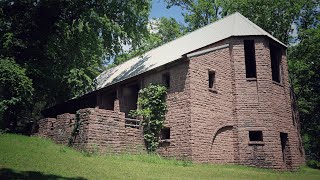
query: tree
[
  {"left": 165, "top": 0, "right": 221, "bottom": 31},
  {"left": 165, "top": 0, "right": 307, "bottom": 44},
  {"left": 0, "top": 58, "right": 33, "bottom": 131},
  {"left": 288, "top": 25, "right": 320, "bottom": 161},
  {"left": 0, "top": 0, "right": 151, "bottom": 131},
  {"left": 221, "top": 0, "right": 305, "bottom": 44}
]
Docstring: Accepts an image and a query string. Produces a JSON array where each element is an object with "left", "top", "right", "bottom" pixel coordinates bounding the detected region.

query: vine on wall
[{"left": 130, "top": 84, "right": 167, "bottom": 152}]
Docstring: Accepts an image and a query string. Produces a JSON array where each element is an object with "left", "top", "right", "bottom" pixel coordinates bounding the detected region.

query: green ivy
[
  {"left": 130, "top": 84, "right": 167, "bottom": 152},
  {"left": 68, "top": 111, "right": 82, "bottom": 146}
]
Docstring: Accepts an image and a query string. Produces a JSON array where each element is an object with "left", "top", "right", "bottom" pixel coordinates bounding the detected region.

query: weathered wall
[
  {"left": 188, "top": 40, "right": 237, "bottom": 164},
  {"left": 34, "top": 108, "right": 144, "bottom": 153},
  {"left": 230, "top": 36, "right": 304, "bottom": 170},
  {"left": 186, "top": 36, "right": 304, "bottom": 170}
]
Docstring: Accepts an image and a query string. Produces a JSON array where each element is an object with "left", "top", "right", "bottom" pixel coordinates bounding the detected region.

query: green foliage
[
  {"left": 1, "top": 134, "right": 320, "bottom": 179},
  {"left": 221, "top": 0, "right": 303, "bottom": 44},
  {"left": 130, "top": 84, "right": 167, "bottom": 152},
  {"left": 307, "top": 160, "right": 320, "bottom": 169},
  {"left": 288, "top": 25, "right": 320, "bottom": 161},
  {"left": 165, "top": 0, "right": 221, "bottom": 31},
  {"left": 68, "top": 111, "right": 82, "bottom": 146},
  {"left": 0, "top": 58, "right": 33, "bottom": 130},
  {"left": 0, "top": 0, "right": 151, "bottom": 130},
  {"left": 165, "top": 0, "right": 317, "bottom": 44}
]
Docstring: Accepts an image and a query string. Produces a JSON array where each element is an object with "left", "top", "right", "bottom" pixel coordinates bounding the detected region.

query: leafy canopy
[{"left": 0, "top": 0, "right": 151, "bottom": 131}]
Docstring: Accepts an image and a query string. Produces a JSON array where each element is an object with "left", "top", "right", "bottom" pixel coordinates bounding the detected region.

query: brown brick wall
[
  {"left": 188, "top": 40, "right": 237, "bottom": 163},
  {"left": 34, "top": 108, "right": 144, "bottom": 153},
  {"left": 230, "top": 37, "right": 304, "bottom": 170}
]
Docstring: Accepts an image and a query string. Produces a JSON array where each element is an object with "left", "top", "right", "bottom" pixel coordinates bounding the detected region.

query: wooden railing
[{"left": 125, "top": 118, "right": 140, "bottom": 129}]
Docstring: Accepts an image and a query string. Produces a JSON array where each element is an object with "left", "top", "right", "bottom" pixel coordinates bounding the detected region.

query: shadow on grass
[{"left": 0, "top": 168, "right": 87, "bottom": 180}]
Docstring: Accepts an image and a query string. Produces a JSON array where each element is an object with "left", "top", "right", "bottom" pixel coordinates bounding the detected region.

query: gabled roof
[{"left": 95, "top": 12, "right": 286, "bottom": 89}]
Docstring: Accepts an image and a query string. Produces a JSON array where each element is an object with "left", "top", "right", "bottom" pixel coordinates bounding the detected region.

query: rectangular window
[
  {"left": 280, "top": 132, "right": 288, "bottom": 161},
  {"left": 208, "top": 71, "right": 215, "bottom": 89},
  {"left": 160, "top": 127, "right": 170, "bottom": 140},
  {"left": 270, "top": 44, "right": 282, "bottom": 83},
  {"left": 249, "top": 131, "right": 263, "bottom": 141},
  {"left": 244, "top": 40, "right": 257, "bottom": 78},
  {"left": 162, "top": 73, "right": 170, "bottom": 89}
]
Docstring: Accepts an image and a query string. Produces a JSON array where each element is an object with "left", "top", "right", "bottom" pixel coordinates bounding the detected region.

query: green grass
[{"left": 0, "top": 134, "right": 319, "bottom": 179}]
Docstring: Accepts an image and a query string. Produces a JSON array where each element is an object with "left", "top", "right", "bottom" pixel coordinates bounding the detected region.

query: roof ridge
[{"left": 236, "top": 13, "right": 287, "bottom": 47}]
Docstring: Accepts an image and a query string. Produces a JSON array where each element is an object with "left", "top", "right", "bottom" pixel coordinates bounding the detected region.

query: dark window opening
[
  {"left": 244, "top": 40, "right": 257, "bottom": 78},
  {"left": 208, "top": 71, "right": 215, "bottom": 89},
  {"left": 120, "top": 83, "right": 140, "bottom": 118},
  {"left": 280, "top": 132, "right": 288, "bottom": 161},
  {"left": 249, "top": 131, "right": 263, "bottom": 141},
  {"left": 162, "top": 73, "right": 170, "bottom": 89},
  {"left": 160, "top": 127, "right": 170, "bottom": 140},
  {"left": 50, "top": 122, "right": 54, "bottom": 130},
  {"left": 270, "top": 43, "right": 282, "bottom": 83},
  {"left": 100, "top": 91, "right": 117, "bottom": 110}
]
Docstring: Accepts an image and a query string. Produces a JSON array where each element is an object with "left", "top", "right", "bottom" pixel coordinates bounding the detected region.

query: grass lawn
[{"left": 0, "top": 134, "right": 319, "bottom": 180}]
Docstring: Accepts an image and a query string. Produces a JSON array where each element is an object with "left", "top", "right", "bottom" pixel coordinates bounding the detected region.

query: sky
[{"left": 150, "top": 0, "right": 185, "bottom": 23}]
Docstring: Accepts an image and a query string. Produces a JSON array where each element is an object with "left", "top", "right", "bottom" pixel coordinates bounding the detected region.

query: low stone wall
[{"left": 34, "top": 108, "right": 145, "bottom": 153}]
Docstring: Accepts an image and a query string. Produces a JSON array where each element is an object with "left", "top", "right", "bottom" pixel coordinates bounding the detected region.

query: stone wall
[
  {"left": 188, "top": 39, "right": 237, "bottom": 164},
  {"left": 184, "top": 36, "right": 304, "bottom": 170},
  {"left": 34, "top": 108, "right": 144, "bottom": 153},
  {"left": 231, "top": 37, "right": 305, "bottom": 170}
]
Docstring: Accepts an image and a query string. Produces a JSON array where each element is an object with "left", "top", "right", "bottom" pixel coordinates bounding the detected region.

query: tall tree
[
  {"left": 0, "top": 0, "right": 151, "bottom": 131},
  {"left": 221, "top": 0, "right": 305, "bottom": 44},
  {"left": 165, "top": 0, "right": 221, "bottom": 31},
  {"left": 165, "top": 0, "right": 307, "bottom": 44},
  {"left": 288, "top": 25, "right": 320, "bottom": 161}
]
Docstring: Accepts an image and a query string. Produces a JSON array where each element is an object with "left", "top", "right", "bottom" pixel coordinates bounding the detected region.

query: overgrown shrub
[
  {"left": 307, "top": 160, "right": 320, "bottom": 169},
  {"left": 130, "top": 84, "right": 167, "bottom": 152}
]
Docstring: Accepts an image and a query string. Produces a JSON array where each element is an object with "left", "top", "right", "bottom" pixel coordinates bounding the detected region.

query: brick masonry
[
  {"left": 34, "top": 36, "right": 305, "bottom": 170},
  {"left": 35, "top": 108, "right": 144, "bottom": 153}
]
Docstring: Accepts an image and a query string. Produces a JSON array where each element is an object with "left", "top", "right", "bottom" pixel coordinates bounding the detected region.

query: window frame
[
  {"left": 248, "top": 131, "right": 264, "bottom": 145},
  {"left": 208, "top": 70, "right": 217, "bottom": 92},
  {"left": 244, "top": 40, "right": 257, "bottom": 79},
  {"left": 162, "top": 72, "right": 171, "bottom": 89},
  {"left": 270, "top": 43, "right": 282, "bottom": 84}
]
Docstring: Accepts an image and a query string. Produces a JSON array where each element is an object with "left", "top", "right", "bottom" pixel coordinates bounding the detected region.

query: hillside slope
[{"left": 0, "top": 134, "right": 319, "bottom": 179}]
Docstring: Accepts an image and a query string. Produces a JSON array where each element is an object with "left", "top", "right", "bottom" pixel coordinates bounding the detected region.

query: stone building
[{"left": 35, "top": 12, "right": 305, "bottom": 170}]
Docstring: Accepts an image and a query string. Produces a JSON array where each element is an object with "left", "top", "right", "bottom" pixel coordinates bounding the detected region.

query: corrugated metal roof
[{"left": 95, "top": 12, "right": 286, "bottom": 89}]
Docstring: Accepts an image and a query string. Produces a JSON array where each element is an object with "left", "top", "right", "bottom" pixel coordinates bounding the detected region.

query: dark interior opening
[
  {"left": 121, "top": 83, "right": 139, "bottom": 118},
  {"left": 249, "top": 131, "right": 263, "bottom": 141},
  {"left": 208, "top": 71, "right": 215, "bottom": 89},
  {"left": 100, "top": 91, "right": 117, "bottom": 110},
  {"left": 50, "top": 122, "right": 54, "bottom": 130},
  {"left": 270, "top": 43, "right": 282, "bottom": 83},
  {"left": 280, "top": 132, "right": 288, "bottom": 160},
  {"left": 162, "top": 73, "right": 170, "bottom": 89},
  {"left": 160, "top": 127, "right": 170, "bottom": 140},
  {"left": 244, "top": 40, "right": 257, "bottom": 78}
]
